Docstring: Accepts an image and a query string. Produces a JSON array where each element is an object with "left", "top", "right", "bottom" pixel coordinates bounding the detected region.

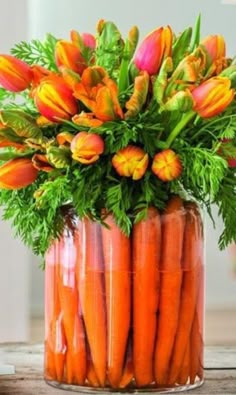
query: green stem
[
  {"left": 165, "top": 110, "right": 196, "bottom": 147},
  {"left": 191, "top": 114, "right": 236, "bottom": 141}
]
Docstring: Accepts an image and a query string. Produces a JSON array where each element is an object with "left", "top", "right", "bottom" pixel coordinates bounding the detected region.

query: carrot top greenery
[{"left": 0, "top": 15, "right": 236, "bottom": 255}]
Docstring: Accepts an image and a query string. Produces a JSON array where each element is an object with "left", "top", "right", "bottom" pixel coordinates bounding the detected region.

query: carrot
[
  {"left": 190, "top": 263, "right": 204, "bottom": 384},
  {"left": 45, "top": 241, "right": 66, "bottom": 382},
  {"left": 167, "top": 202, "right": 202, "bottom": 385},
  {"left": 101, "top": 213, "right": 131, "bottom": 388},
  {"left": 177, "top": 340, "right": 190, "bottom": 385},
  {"left": 58, "top": 234, "right": 87, "bottom": 385},
  {"left": 77, "top": 218, "right": 107, "bottom": 386},
  {"left": 132, "top": 207, "right": 161, "bottom": 387},
  {"left": 87, "top": 360, "right": 100, "bottom": 387},
  {"left": 119, "top": 336, "right": 133, "bottom": 388},
  {"left": 154, "top": 196, "right": 186, "bottom": 386}
]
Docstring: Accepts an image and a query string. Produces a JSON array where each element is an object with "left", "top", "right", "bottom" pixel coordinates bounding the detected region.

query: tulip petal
[
  {"left": 72, "top": 113, "right": 103, "bottom": 128},
  {"left": 125, "top": 72, "right": 149, "bottom": 119},
  {"left": 0, "top": 158, "right": 38, "bottom": 189},
  {"left": 32, "top": 154, "right": 54, "bottom": 172},
  {"left": 95, "top": 86, "right": 123, "bottom": 121}
]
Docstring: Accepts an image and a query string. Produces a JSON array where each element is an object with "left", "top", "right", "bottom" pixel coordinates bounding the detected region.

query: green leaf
[
  {"left": 0, "top": 110, "right": 42, "bottom": 140},
  {"left": 189, "top": 14, "right": 201, "bottom": 52},
  {"left": 47, "top": 146, "right": 71, "bottom": 168},
  {"left": 96, "top": 21, "right": 124, "bottom": 79},
  {"left": 0, "top": 149, "right": 33, "bottom": 161},
  {"left": 11, "top": 34, "right": 58, "bottom": 71},
  {"left": 172, "top": 27, "right": 192, "bottom": 67},
  {"left": 118, "top": 26, "right": 139, "bottom": 93}
]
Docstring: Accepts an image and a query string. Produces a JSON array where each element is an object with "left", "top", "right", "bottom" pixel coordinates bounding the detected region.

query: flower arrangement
[{"left": 0, "top": 15, "right": 236, "bottom": 255}]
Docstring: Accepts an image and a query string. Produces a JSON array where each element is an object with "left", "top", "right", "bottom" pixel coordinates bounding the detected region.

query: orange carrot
[
  {"left": 45, "top": 241, "right": 66, "bottom": 382},
  {"left": 189, "top": 310, "right": 203, "bottom": 384},
  {"left": 77, "top": 218, "right": 107, "bottom": 386},
  {"left": 58, "top": 234, "right": 87, "bottom": 385},
  {"left": 167, "top": 202, "right": 202, "bottom": 385},
  {"left": 154, "top": 196, "right": 186, "bottom": 386},
  {"left": 102, "top": 213, "right": 131, "bottom": 388},
  {"left": 132, "top": 207, "right": 161, "bottom": 387},
  {"left": 177, "top": 340, "right": 190, "bottom": 385},
  {"left": 190, "top": 262, "right": 204, "bottom": 384},
  {"left": 119, "top": 353, "right": 134, "bottom": 388},
  {"left": 87, "top": 360, "right": 100, "bottom": 387},
  {"left": 119, "top": 336, "right": 133, "bottom": 389}
]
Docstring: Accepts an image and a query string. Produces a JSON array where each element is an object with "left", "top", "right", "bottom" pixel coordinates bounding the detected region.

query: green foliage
[
  {"left": 180, "top": 145, "right": 228, "bottom": 200},
  {"left": 11, "top": 34, "right": 58, "bottom": 71},
  {"left": 215, "top": 171, "right": 236, "bottom": 249},
  {"left": 0, "top": 175, "right": 71, "bottom": 255},
  {"left": 96, "top": 21, "right": 124, "bottom": 79}
]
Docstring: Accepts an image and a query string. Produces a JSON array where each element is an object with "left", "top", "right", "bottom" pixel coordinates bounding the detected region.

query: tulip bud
[
  {"left": 112, "top": 145, "right": 149, "bottom": 180},
  {"left": 0, "top": 55, "right": 32, "bottom": 92},
  {"left": 152, "top": 149, "right": 182, "bottom": 182},
  {"left": 164, "top": 90, "right": 194, "bottom": 112},
  {"left": 192, "top": 76, "right": 234, "bottom": 118},
  {"left": 81, "top": 33, "right": 96, "bottom": 49},
  {"left": 34, "top": 76, "right": 78, "bottom": 122},
  {"left": 134, "top": 26, "right": 172, "bottom": 75},
  {"left": 0, "top": 158, "right": 38, "bottom": 189},
  {"left": 201, "top": 35, "right": 225, "bottom": 63},
  {"left": 55, "top": 40, "right": 86, "bottom": 75},
  {"left": 201, "top": 35, "right": 227, "bottom": 75},
  {"left": 71, "top": 132, "right": 104, "bottom": 164}
]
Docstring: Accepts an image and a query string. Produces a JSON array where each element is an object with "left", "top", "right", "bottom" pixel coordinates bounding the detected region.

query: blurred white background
[{"left": 0, "top": 0, "right": 236, "bottom": 343}]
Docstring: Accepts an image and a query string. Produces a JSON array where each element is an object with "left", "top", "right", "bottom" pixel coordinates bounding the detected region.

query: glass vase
[{"left": 44, "top": 199, "right": 204, "bottom": 393}]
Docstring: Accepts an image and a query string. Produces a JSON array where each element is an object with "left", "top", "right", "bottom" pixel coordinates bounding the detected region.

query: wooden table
[{"left": 0, "top": 344, "right": 235, "bottom": 394}]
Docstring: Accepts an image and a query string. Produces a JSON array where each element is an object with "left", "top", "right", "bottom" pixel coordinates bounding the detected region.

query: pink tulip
[{"left": 134, "top": 26, "right": 172, "bottom": 75}]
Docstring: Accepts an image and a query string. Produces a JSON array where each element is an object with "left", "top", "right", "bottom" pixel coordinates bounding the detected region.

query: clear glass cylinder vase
[{"left": 44, "top": 198, "right": 204, "bottom": 393}]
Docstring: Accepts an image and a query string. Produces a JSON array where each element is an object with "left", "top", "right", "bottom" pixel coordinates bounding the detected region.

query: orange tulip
[
  {"left": 32, "top": 154, "right": 53, "bottom": 172},
  {"left": 0, "top": 158, "right": 38, "bottom": 189},
  {"left": 72, "top": 113, "right": 103, "bottom": 128},
  {"left": 201, "top": 35, "right": 227, "bottom": 75},
  {"left": 134, "top": 26, "right": 172, "bottom": 75},
  {"left": 73, "top": 66, "right": 123, "bottom": 121},
  {"left": 70, "top": 30, "right": 96, "bottom": 50},
  {"left": 151, "top": 149, "right": 182, "bottom": 182},
  {"left": 56, "top": 131, "right": 74, "bottom": 146},
  {"left": 31, "top": 65, "right": 51, "bottom": 86},
  {"left": 34, "top": 76, "right": 78, "bottom": 122},
  {"left": 192, "top": 76, "right": 234, "bottom": 118},
  {"left": 71, "top": 131, "right": 104, "bottom": 164},
  {"left": 112, "top": 145, "right": 149, "bottom": 180},
  {"left": 0, "top": 54, "right": 32, "bottom": 92},
  {"left": 55, "top": 40, "right": 86, "bottom": 75},
  {"left": 201, "top": 35, "right": 225, "bottom": 63}
]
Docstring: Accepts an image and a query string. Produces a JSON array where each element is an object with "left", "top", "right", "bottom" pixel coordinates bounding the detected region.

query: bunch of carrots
[{"left": 44, "top": 196, "right": 204, "bottom": 389}]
